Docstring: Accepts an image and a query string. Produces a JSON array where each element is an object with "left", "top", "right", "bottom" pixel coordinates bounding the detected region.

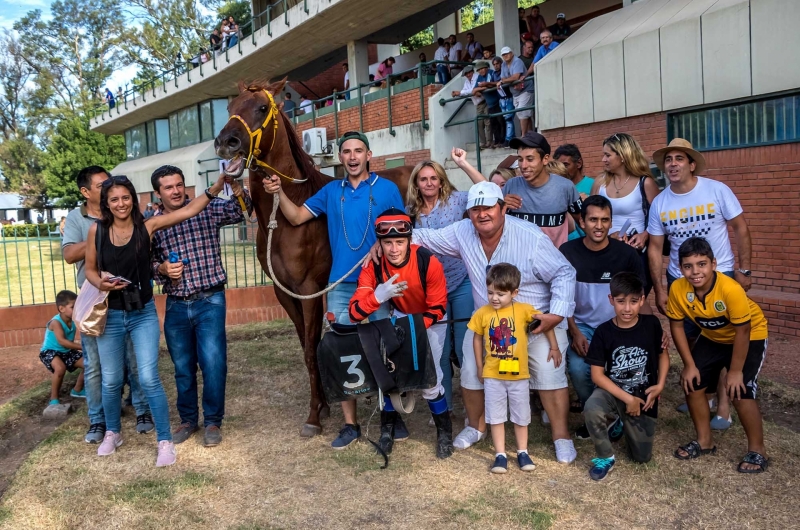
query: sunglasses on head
[
  {"left": 102, "top": 175, "right": 130, "bottom": 188},
  {"left": 375, "top": 220, "right": 412, "bottom": 236}
]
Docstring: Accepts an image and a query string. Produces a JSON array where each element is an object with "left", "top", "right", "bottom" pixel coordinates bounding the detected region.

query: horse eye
[{"left": 260, "top": 105, "right": 268, "bottom": 113}]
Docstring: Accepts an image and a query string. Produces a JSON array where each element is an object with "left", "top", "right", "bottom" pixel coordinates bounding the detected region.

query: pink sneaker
[
  {"left": 97, "top": 431, "right": 123, "bottom": 456},
  {"left": 156, "top": 440, "right": 177, "bottom": 467}
]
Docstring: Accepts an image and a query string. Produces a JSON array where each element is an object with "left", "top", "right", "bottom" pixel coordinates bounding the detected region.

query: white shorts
[
  {"left": 513, "top": 91, "right": 533, "bottom": 119},
  {"left": 460, "top": 328, "right": 569, "bottom": 391},
  {"left": 484, "top": 378, "right": 531, "bottom": 426}
]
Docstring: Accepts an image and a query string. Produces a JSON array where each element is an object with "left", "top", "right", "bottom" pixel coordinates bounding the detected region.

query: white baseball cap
[
  {"left": 557, "top": 13, "right": 566, "bottom": 19},
  {"left": 467, "top": 181, "right": 504, "bottom": 209},
  {"left": 500, "top": 46, "right": 513, "bottom": 55}
]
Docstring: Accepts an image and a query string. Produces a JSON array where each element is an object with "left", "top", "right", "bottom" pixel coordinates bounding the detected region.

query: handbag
[{"left": 74, "top": 223, "right": 109, "bottom": 336}]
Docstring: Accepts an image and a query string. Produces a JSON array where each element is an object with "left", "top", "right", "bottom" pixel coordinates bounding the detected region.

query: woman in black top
[{"left": 85, "top": 174, "right": 225, "bottom": 467}]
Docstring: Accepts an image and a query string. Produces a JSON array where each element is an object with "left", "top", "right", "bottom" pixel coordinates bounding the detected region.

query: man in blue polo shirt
[
  {"left": 534, "top": 30, "right": 559, "bottom": 63},
  {"left": 262, "top": 131, "right": 405, "bottom": 449}
]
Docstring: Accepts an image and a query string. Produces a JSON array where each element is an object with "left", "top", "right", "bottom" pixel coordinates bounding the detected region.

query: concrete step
[{"left": 445, "top": 146, "right": 517, "bottom": 190}]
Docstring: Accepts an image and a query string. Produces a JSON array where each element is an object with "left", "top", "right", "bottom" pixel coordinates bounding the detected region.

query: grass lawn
[
  {"left": 0, "top": 320, "right": 798, "bottom": 529},
  {"left": 0, "top": 234, "right": 267, "bottom": 307}
]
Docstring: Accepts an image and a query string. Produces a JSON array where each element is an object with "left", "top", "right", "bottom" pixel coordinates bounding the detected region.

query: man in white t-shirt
[
  {"left": 343, "top": 63, "right": 350, "bottom": 100},
  {"left": 647, "top": 138, "right": 752, "bottom": 429},
  {"left": 298, "top": 95, "right": 313, "bottom": 115},
  {"left": 449, "top": 34, "right": 464, "bottom": 76}
]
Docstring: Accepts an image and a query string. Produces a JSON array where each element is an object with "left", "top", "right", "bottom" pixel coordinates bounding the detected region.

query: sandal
[
  {"left": 674, "top": 440, "right": 717, "bottom": 460},
  {"left": 737, "top": 451, "right": 768, "bottom": 474}
]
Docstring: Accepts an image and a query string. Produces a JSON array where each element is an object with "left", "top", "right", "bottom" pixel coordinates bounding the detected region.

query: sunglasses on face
[
  {"left": 102, "top": 175, "right": 130, "bottom": 188},
  {"left": 375, "top": 220, "right": 412, "bottom": 236}
]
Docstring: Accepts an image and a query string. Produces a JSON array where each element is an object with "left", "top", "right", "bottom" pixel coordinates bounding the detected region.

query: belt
[{"left": 168, "top": 283, "right": 225, "bottom": 302}]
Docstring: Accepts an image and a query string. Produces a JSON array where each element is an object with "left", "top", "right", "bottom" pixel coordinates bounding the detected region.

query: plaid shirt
[{"left": 151, "top": 191, "right": 253, "bottom": 296}]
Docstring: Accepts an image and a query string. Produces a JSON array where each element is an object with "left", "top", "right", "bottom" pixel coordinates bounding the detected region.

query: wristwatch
[
  {"left": 738, "top": 269, "right": 752, "bottom": 277},
  {"left": 205, "top": 188, "right": 216, "bottom": 200}
]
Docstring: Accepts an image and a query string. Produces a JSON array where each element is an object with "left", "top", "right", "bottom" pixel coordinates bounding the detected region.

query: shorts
[
  {"left": 460, "top": 327, "right": 569, "bottom": 391},
  {"left": 690, "top": 336, "right": 767, "bottom": 399},
  {"left": 484, "top": 378, "right": 531, "bottom": 425},
  {"left": 512, "top": 91, "right": 533, "bottom": 119},
  {"left": 39, "top": 349, "right": 83, "bottom": 374}
]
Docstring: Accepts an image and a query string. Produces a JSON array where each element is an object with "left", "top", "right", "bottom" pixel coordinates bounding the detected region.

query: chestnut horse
[{"left": 214, "top": 79, "right": 413, "bottom": 437}]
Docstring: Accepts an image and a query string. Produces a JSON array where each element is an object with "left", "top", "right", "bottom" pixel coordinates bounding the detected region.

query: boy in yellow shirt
[
  {"left": 468, "top": 263, "right": 559, "bottom": 474},
  {"left": 667, "top": 237, "right": 768, "bottom": 473}
]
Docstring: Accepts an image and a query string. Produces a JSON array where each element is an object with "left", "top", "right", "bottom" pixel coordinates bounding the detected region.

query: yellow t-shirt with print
[
  {"left": 667, "top": 272, "right": 768, "bottom": 344},
  {"left": 467, "top": 302, "right": 541, "bottom": 380}
]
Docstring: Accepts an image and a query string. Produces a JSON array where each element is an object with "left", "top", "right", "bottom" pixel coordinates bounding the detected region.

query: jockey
[{"left": 349, "top": 208, "right": 454, "bottom": 459}]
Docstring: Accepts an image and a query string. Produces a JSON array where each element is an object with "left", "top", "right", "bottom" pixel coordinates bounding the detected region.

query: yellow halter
[{"left": 228, "top": 89, "right": 308, "bottom": 184}]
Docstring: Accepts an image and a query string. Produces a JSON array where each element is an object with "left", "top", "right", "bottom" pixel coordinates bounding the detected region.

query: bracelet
[{"left": 205, "top": 188, "right": 215, "bottom": 200}]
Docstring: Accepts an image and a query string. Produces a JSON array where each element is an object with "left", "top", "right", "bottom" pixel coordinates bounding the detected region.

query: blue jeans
[
  {"left": 82, "top": 335, "right": 148, "bottom": 425},
  {"left": 440, "top": 277, "right": 472, "bottom": 411},
  {"left": 164, "top": 291, "right": 228, "bottom": 428},
  {"left": 499, "top": 98, "right": 515, "bottom": 141},
  {"left": 97, "top": 300, "right": 172, "bottom": 441},
  {"left": 327, "top": 282, "right": 390, "bottom": 325},
  {"left": 667, "top": 270, "right": 735, "bottom": 339},
  {"left": 436, "top": 64, "right": 451, "bottom": 85},
  {"left": 567, "top": 322, "right": 596, "bottom": 406}
]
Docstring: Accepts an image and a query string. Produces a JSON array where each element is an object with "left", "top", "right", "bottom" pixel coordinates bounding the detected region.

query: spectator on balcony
[
  {"left": 434, "top": 38, "right": 451, "bottom": 84},
  {"left": 298, "top": 95, "right": 313, "bottom": 115},
  {"left": 105, "top": 88, "right": 115, "bottom": 109},
  {"left": 526, "top": 5, "right": 547, "bottom": 49},
  {"left": 227, "top": 16, "right": 239, "bottom": 49},
  {"left": 220, "top": 20, "right": 230, "bottom": 51},
  {"left": 534, "top": 31, "right": 559, "bottom": 63},
  {"left": 418, "top": 52, "right": 435, "bottom": 78},
  {"left": 375, "top": 56, "right": 395, "bottom": 84},
  {"left": 473, "top": 61, "right": 502, "bottom": 149},
  {"left": 518, "top": 7, "right": 529, "bottom": 41},
  {"left": 116, "top": 87, "right": 123, "bottom": 101},
  {"left": 519, "top": 40, "right": 536, "bottom": 74},
  {"left": 451, "top": 65, "right": 489, "bottom": 149},
  {"left": 449, "top": 35, "right": 464, "bottom": 76},
  {"left": 466, "top": 32, "right": 483, "bottom": 61},
  {"left": 342, "top": 63, "right": 350, "bottom": 100},
  {"left": 500, "top": 46, "right": 534, "bottom": 136},
  {"left": 209, "top": 29, "right": 222, "bottom": 53},
  {"left": 482, "top": 48, "right": 494, "bottom": 61},
  {"left": 549, "top": 13, "right": 572, "bottom": 43},
  {"left": 493, "top": 56, "right": 514, "bottom": 148},
  {"left": 280, "top": 93, "right": 296, "bottom": 118}
]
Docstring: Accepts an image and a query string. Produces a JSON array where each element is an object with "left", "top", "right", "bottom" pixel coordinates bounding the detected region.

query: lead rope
[{"left": 265, "top": 193, "right": 368, "bottom": 300}]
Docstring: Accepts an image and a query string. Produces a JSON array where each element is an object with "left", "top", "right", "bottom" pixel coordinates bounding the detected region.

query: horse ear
[
  {"left": 237, "top": 80, "right": 248, "bottom": 93},
  {"left": 269, "top": 77, "right": 288, "bottom": 96}
]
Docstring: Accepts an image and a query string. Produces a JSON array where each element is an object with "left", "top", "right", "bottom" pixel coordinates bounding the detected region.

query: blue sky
[{"left": 0, "top": 0, "right": 50, "bottom": 29}]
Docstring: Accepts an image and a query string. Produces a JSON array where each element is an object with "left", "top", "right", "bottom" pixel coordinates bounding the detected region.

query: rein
[{"left": 227, "top": 89, "right": 308, "bottom": 184}]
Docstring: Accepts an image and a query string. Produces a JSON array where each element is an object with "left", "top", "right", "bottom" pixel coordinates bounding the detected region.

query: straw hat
[{"left": 652, "top": 138, "right": 706, "bottom": 175}]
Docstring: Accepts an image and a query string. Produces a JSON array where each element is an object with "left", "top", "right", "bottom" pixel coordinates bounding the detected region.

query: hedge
[{"left": 1, "top": 223, "right": 60, "bottom": 238}]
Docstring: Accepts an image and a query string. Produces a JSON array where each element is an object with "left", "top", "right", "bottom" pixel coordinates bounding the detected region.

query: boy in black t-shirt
[{"left": 583, "top": 273, "right": 669, "bottom": 481}]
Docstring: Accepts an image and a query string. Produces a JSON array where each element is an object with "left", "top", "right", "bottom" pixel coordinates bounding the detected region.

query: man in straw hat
[{"left": 647, "top": 138, "right": 753, "bottom": 430}]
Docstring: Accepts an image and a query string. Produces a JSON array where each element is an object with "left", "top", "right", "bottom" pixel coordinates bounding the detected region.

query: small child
[
  {"left": 39, "top": 290, "right": 85, "bottom": 405},
  {"left": 668, "top": 237, "right": 769, "bottom": 474},
  {"left": 468, "top": 263, "right": 559, "bottom": 474},
  {"left": 583, "top": 272, "right": 669, "bottom": 481}
]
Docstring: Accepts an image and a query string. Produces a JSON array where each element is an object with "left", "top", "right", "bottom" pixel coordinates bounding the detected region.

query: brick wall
[
  {"left": 287, "top": 44, "right": 378, "bottom": 100},
  {"left": 370, "top": 149, "right": 431, "bottom": 171},
  {"left": 543, "top": 112, "right": 800, "bottom": 336}
]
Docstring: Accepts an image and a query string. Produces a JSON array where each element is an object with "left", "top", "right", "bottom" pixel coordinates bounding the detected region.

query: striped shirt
[{"left": 412, "top": 215, "right": 576, "bottom": 329}]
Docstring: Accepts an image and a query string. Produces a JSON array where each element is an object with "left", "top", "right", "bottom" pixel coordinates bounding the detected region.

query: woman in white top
[{"left": 591, "top": 133, "right": 660, "bottom": 302}]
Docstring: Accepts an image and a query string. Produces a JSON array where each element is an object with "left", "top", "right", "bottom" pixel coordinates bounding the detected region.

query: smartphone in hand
[{"left": 107, "top": 275, "right": 132, "bottom": 286}]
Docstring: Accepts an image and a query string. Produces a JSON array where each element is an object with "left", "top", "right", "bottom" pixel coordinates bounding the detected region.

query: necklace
[
  {"left": 111, "top": 226, "right": 133, "bottom": 245},
  {"left": 612, "top": 174, "right": 631, "bottom": 195},
  {"left": 340, "top": 174, "right": 374, "bottom": 251}
]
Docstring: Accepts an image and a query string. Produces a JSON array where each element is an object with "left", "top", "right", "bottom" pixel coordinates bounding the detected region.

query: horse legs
[{"left": 298, "top": 295, "right": 327, "bottom": 437}]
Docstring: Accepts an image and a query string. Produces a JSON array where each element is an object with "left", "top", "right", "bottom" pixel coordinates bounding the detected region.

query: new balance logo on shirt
[{"left": 601, "top": 272, "right": 612, "bottom": 281}]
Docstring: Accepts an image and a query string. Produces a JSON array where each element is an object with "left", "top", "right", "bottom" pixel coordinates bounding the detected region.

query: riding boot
[
  {"left": 378, "top": 410, "right": 397, "bottom": 455},
  {"left": 431, "top": 411, "right": 454, "bottom": 459}
]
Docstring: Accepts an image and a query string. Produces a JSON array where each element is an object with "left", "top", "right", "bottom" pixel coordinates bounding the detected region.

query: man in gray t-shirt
[
  {"left": 503, "top": 132, "right": 581, "bottom": 249},
  {"left": 499, "top": 46, "right": 534, "bottom": 135},
  {"left": 62, "top": 206, "right": 98, "bottom": 287}
]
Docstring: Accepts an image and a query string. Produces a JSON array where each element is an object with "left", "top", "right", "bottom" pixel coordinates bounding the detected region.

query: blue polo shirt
[
  {"left": 304, "top": 173, "right": 404, "bottom": 282},
  {"left": 534, "top": 41, "right": 559, "bottom": 63}
]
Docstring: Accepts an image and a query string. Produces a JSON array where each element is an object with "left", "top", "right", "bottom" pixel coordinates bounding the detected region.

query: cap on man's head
[
  {"left": 475, "top": 60, "right": 490, "bottom": 70},
  {"left": 467, "top": 181, "right": 504, "bottom": 210},
  {"left": 338, "top": 131, "right": 370, "bottom": 151},
  {"left": 509, "top": 131, "right": 551, "bottom": 155},
  {"left": 462, "top": 65, "right": 475, "bottom": 75},
  {"left": 500, "top": 46, "right": 513, "bottom": 55},
  {"left": 557, "top": 13, "right": 566, "bottom": 19}
]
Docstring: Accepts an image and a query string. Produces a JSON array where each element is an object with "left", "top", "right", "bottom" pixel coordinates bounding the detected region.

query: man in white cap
[
  {"left": 374, "top": 181, "right": 578, "bottom": 463},
  {"left": 499, "top": 46, "right": 534, "bottom": 136},
  {"left": 549, "top": 13, "right": 571, "bottom": 43},
  {"left": 647, "top": 138, "right": 752, "bottom": 430},
  {"left": 453, "top": 64, "right": 491, "bottom": 149}
]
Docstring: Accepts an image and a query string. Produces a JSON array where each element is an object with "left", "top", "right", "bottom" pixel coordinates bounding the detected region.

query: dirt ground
[
  {"left": 0, "top": 346, "right": 50, "bottom": 406},
  {"left": 0, "top": 321, "right": 799, "bottom": 530}
]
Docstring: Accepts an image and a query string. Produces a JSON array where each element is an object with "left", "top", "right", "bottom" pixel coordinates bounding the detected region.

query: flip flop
[
  {"left": 674, "top": 440, "right": 717, "bottom": 460},
  {"left": 737, "top": 451, "right": 768, "bottom": 474}
]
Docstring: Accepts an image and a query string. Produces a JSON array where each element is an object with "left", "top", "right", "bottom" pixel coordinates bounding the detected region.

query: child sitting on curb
[{"left": 39, "top": 290, "right": 85, "bottom": 405}]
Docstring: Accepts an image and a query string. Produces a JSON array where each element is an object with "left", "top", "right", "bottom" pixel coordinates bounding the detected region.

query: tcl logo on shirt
[{"left": 695, "top": 316, "right": 731, "bottom": 329}]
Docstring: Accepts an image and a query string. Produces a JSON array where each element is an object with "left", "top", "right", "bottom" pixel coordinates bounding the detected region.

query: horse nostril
[{"left": 227, "top": 136, "right": 241, "bottom": 150}]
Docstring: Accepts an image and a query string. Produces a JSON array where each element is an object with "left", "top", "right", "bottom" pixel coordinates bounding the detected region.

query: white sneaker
[
  {"left": 428, "top": 415, "right": 435, "bottom": 427},
  {"left": 554, "top": 438, "right": 577, "bottom": 464},
  {"left": 541, "top": 410, "right": 551, "bottom": 425},
  {"left": 453, "top": 426, "right": 486, "bottom": 450}
]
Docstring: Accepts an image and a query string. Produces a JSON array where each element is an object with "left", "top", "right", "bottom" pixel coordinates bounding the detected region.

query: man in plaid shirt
[{"left": 150, "top": 165, "right": 252, "bottom": 448}]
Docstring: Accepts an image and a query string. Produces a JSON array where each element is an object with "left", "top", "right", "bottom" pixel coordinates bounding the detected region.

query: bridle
[{"left": 227, "top": 89, "right": 308, "bottom": 183}]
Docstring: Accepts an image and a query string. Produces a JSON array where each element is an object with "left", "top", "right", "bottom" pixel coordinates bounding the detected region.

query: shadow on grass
[
  {"left": 112, "top": 471, "right": 214, "bottom": 505},
  {"left": 450, "top": 491, "right": 555, "bottom": 529}
]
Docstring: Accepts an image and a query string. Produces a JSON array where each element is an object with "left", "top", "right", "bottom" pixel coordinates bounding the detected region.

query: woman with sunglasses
[
  {"left": 348, "top": 208, "right": 453, "bottom": 459},
  {"left": 84, "top": 174, "right": 227, "bottom": 467},
  {"left": 405, "top": 148, "right": 492, "bottom": 418}
]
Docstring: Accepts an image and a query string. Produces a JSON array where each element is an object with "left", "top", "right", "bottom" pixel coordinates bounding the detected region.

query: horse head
[{"left": 214, "top": 78, "right": 288, "bottom": 179}]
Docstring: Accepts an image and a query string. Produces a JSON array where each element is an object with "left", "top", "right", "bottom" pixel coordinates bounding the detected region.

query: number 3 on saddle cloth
[{"left": 317, "top": 314, "right": 436, "bottom": 407}]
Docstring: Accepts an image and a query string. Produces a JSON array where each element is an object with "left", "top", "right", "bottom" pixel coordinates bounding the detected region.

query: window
[
  {"left": 212, "top": 98, "right": 229, "bottom": 137},
  {"left": 178, "top": 106, "right": 200, "bottom": 147},
  {"left": 146, "top": 121, "right": 157, "bottom": 155},
  {"left": 155, "top": 119, "right": 170, "bottom": 152},
  {"left": 125, "top": 124, "right": 146, "bottom": 160},
  {"left": 668, "top": 93, "right": 800, "bottom": 151},
  {"left": 200, "top": 101, "right": 213, "bottom": 142},
  {"left": 169, "top": 114, "right": 179, "bottom": 150}
]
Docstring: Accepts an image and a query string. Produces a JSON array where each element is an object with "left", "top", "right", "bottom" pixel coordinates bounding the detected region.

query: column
[
  {"left": 493, "top": 0, "right": 520, "bottom": 56},
  {"left": 434, "top": 14, "right": 457, "bottom": 41},
  {"left": 346, "top": 39, "right": 370, "bottom": 94}
]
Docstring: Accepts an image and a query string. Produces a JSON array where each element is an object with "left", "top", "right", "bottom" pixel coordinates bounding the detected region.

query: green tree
[
  {"left": 0, "top": 137, "right": 45, "bottom": 205},
  {"left": 42, "top": 117, "right": 125, "bottom": 208},
  {"left": 401, "top": 26, "right": 434, "bottom": 54}
]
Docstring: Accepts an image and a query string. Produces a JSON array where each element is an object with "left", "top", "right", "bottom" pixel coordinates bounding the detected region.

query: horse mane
[{"left": 238, "top": 78, "right": 332, "bottom": 189}]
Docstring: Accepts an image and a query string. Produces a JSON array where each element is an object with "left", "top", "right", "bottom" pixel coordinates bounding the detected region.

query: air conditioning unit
[
  {"left": 302, "top": 127, "right": 326, "bottom": 155},
  {"left": 324, "top": 139, "right": 337, "bottom": 155}
]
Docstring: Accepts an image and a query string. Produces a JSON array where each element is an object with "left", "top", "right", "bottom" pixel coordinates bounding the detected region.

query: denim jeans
[
  {"left": 440, "top": 277, "right": 473, "bottom": 411},
  {"left": 499, "top": 97, "right": 515, "bottom": 141},
  {"left": 327, "top": 282, "right": 390, "bottom": 325},
  {"left": 97, "top": 300, "right": 172, "bottom": 441},
  {"left": 436, "top": 64, "right": 451, "bottom": 85},
  {"left": 82, "top": 335, "right": 149, "bottom": 425},
  {"left": 164, "top": 291, "right": 228, "bottom": 428},
  {"left": 567, "top": 322, "right": 596, "bottom": 406}
]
